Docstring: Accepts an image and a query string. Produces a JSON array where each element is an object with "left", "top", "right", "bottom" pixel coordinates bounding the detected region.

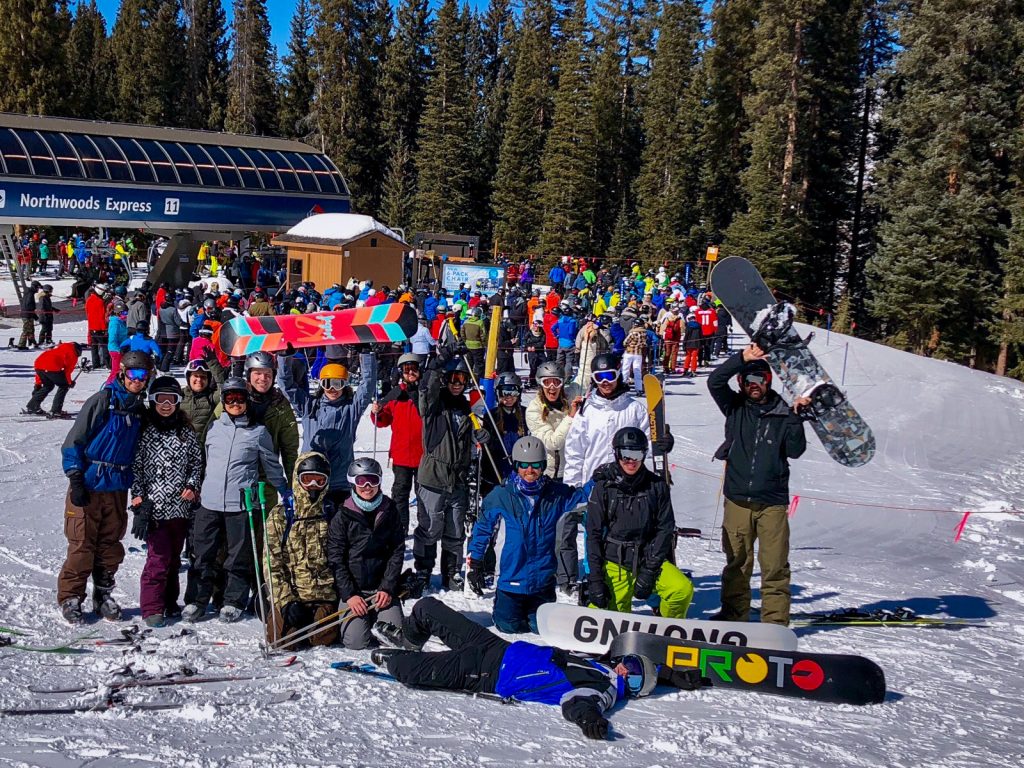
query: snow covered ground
[{"left": 1, "top": 270, "right": 1022, "bottom": 767}]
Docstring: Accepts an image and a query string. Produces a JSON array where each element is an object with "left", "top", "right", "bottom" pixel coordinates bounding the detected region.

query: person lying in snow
[{"left": 371, "top": 597, "right": 701, "bottom": 740}]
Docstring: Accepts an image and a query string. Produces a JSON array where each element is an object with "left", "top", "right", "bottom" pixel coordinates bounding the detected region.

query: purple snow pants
[{"left": 140, "top": 518, "right": 190, "bottom": 619}]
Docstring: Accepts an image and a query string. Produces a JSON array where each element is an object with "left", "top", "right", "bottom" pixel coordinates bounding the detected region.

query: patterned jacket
[
  {"left": 263, "top": 451, "right": 337, "bottom": 606},
  {"left": 130, "top": 418, "right": 203, "bottom": 520},
  {"left": 623, "top": 326, "right": 648, "bottom": 356}
]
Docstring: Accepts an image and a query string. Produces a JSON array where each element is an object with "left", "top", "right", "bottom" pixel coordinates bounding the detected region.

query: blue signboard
[
  {"left": 442, "top": 263, "right": 506, "bottom": 296},
  {"left": 0, "top": 178, "right": 349, "bottom": 230}
]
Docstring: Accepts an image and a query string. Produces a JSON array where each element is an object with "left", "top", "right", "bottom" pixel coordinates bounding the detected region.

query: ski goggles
[
  {"left": 185, "top": 360, "right": 210, "bottom": 375},
  {"left": 352, "top": 473, "right": 382, "bottom": 489},
  {"left": 515, "top": 460, "right": 545, "bottom": 470},
  {"left": 399, "top": 362, "right": 421, "bottom": 374},
  {"left": 741, "top": 373, "right": 768, "bottom": 386},
  {"left": 497, "top": 387, "right": 521, "bottom": 398},
  {"left": 298, "top": 471, "right": 329, "bottom": 489},
  {"left": 447, "top": 372, "right": 469, "bottom": 386},
  {"left": 591, "top": 370, "right": 620, "bottom": 384},
  {"left": 123, "top": 368, "right": 150, "bottom": 382},
  {"left": 149, "top": 392, "right": 181, "bottom": 406},
  {"left": 615, "top": 448, "right": 646, "bottom": 463},
  {"left": 620, "top": 654, "right": 650, "bottom": 697},
  {"left": 320, "top": 378, "right": 347, "bottom": 391},
  {"left": 539, "top": 377, "right": 563, "bottom": 389},
  {"left": 223, "top": 392, "right": 248, "bottom": 406}
]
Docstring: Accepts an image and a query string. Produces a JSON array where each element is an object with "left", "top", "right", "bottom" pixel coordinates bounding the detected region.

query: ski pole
[
  {"left": 255, "top": 481, "right": 281, "bottom": 648},
  {"left": 468, "top": 413, "right": 504, "bottom": 485},
  {"left": 706, "top": 461, "right": 727, "bottom": 553},
  {"left": 242, "top": 488, "right": 269, "bottom": 655},
  {"left": 270, "top": 593, "right": 381, "bottom": 651},
  {"left": 446, "top": 317, "right": 511, "bottom": 463}
]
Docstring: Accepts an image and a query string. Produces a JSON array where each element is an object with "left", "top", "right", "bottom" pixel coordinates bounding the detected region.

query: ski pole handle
[{"left": 257, "top": 481, "right": 267, "bottom": 508}]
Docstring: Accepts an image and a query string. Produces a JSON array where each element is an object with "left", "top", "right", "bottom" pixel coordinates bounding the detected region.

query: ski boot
[
  {"left": 370, "top": 648, "right": 407, "bottom": 667},
  {"left": 93, "top": 585, "right": 122, "bottom": 621},
  {"left": 60, "top": 598, "right": 84, "bottom": 625},
  {"left": 408, "top": 569, "right": 431, "bottom": 599},
  {"left": 440, "top": 551, "right": 464, "bottom": 591},
  {"left": 181, "top": 603, "right": 205, "bottom": 623},
  {"left": 143, "top": 614, "right": 166, "bottom": 629},
  {"left": 372, "top": 620, "right": 422, "bottom": 651},
  {"left": 218, "top": 605, "right": 243, "bottom": 623}
]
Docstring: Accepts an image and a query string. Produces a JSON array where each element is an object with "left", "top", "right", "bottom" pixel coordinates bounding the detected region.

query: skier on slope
[
  {"left": 707, "top": 346, "right": 809, "bottom": 625},
  {"left": 559, "top": 354, "right": 674, "bottom": 594},
  {"left": 586, "top": 428, "right": 694, "bottom": 619},
  {"left": 57, "top": 350, "right": 152, "bottom": 624},
  {"left": 371, "top": 597, "right": 697, "bottom": 740},
  {"left": 24, "top": 341, "right": 82, "bottom": 417},
  {"left": 466, "top": 436, "right": 593, "bottom": 632},
  {"left": 371, "top": 353, "right": 425, "bottom": 536},
  {"left": 263, "top": 452, "right": 340, "bottom": 647}
]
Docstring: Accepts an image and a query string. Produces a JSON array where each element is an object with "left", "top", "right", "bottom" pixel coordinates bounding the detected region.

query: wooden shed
[{"left": 271, "top": 213, "right": 408, "bottom": 291}]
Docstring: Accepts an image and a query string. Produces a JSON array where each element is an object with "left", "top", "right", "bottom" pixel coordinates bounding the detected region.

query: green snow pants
[
  {"left": 720, "top": 497, "right": 791, "bottom": 624},
  {"left": 592, "top": 560, "right": 694, "bottom": 619}
]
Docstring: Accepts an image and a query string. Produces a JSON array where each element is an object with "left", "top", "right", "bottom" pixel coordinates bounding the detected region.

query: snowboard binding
[
  {"left": 796, "top": 381, "right": 848, "bottom": 421},
  {"left": 751, "top": 302, "right": 813, "bottom": 351}
]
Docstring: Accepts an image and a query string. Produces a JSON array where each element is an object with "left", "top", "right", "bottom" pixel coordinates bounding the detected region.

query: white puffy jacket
[
  {"left": 524, "top": 384, "right": 582, "bottom": 479},
  {"left": 562, "top": 387, "right": 650, "bottom": 486}
]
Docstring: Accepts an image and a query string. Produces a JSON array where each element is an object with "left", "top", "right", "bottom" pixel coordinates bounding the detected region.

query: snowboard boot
[
  {"left": 409, "top": 569, "right": 432, "bottom": 598},
  {"left": 181, "top": 603, "right": 206, "bottom": 623},
  {"left": 92, "top": 585, "right": 122, "bottom": 621},
  {"left": 440, "top": 551, "right": 464, "bottom": 591},
  {"left": 219, "top": 605, "right": 243, "bottom": 623},
  {"left": 144, "top": 614, "right": 166, "bottom": 629},
  {"left": 60, "top": 598, "right": 84, "bottom": 625},
  {"left": 370, "top": 648, "right": 407, "bottom": 667},
  {"left": 372, "top": 620, "right": 422, "bottom": 651}
]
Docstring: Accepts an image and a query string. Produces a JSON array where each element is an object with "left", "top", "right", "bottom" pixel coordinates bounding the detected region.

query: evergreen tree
[
  {"left": 870, "top": 0, "right": 1022, "bottom": 363},
  {"left": 492, "top": 0, "right": 556, "bottom": 254},
  {"left": 379, "top": 0, "right": 431, "bottom": 152},
  {"left": 412, "top": 0, "right": 476, "bottom": 233},
  {"left": 635, "top": 0, "right": 704, "bottom": 263},
  {"left": 380, "top": 137, "right": 415, "bottom": 230},
  {"left": 0, "top": 0, "right": 67, "bottom": 115},
  {"left": 279, "top": 0, "right": 316, "bottom": 139},
  {"left": 539, "top": 0, "right": 595, "bottom": 256},
  {"left": 67, "top": 0, "right": 114, "bottom": 120},
  {"left": 607, "top": 196, "right": 641, "bottom": 262},
  {"left": 699, "top": 0, "right": 760, "bottom": 243},
  {"left": 143, "top": 0, "right": 187, "bottom": 126},
  {"left": 184, "top": 0, "right": 229, "bottom": 130},
  {"left": 110, "top": 0, "right": 147, "bottom": 121},
  {"left": 225, "top": 0, "right": 277, "bottom": 134}
]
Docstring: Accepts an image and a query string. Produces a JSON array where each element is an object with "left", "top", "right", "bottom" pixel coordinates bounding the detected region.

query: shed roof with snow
[{"left": 273, "top": 213, "right": 407, "bottom": 249}]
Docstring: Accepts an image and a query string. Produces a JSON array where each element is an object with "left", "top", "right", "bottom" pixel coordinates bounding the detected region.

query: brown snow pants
[
  {"left": 56, "top": 488, "right": 128, "bottom": 604},
  {"left": 720, "top": 498, "right": 791, "bottom": 625}
]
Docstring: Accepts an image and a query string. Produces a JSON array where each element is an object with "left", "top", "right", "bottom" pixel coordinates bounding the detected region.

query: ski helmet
[
  {"left": 612, "top": 426, "right": 648, "bottom": 454},
  {"left": 244, "top": 351, "right": 276, "bottom": 381},
  {"left": 120, "top": 350, "right": 153, "bottom": 378},
  {"left": 616, "top": 653, "right": 658, "bottom": 698},
  {"left": 496, "top": 371, "right": 522, "bottom": 394},
  {"left": 511, "top": 436, "right": 546, "bottom": 467},
  {"left": 347, "top": 456, "right": 383, "bottom": 488},
  {"left": 535, "top": 361, "right": 564, "bottom": 383},
  {"left": 148, "top": 375, "right": 182, "bottom": 403},
  {"left": 443, "top": 356, "right": 471, "bottom": 383},
  {"left": 738, "top": 359, "right": 772, "bottom": 387},
  {"left": 221, "top": 376, "right": 249, "bottom": 400},
  {"left": 591, "top": 353, "right": 620, "bottom": 373},
  {"left": 397, "top": 353, "right": 422, "bottom": 368},
  {"left": 319, "top": 363, "right": 349, "bottom": 382}
]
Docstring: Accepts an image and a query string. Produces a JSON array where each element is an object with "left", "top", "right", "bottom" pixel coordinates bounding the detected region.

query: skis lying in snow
[
  {"left": 330, "top": 661, "right": 519, "bottom": 705},
  {"left": 0, "top": 631, "right": 99, "bottom": 654},
  {"left": 0, "top": 689, "right": 299, "bottom": 717},
  {"left": 609, "top": 631, "right": 886, "bottom": 705},
  {"left": 28, "top": 673, "right": 268, "bottom": 695},
  {"left": 788, "top": 607, "right": 990, "bottom": 628}
]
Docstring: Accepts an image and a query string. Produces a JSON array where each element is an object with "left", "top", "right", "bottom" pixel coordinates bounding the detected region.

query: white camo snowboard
[{"left": 535, "top": 603, "right": 798, "bottom": 655}]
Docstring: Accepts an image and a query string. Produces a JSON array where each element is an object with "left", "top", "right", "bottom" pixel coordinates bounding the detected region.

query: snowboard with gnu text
[{"left": 710, "top": 256, "right": 875, "bottom": 467}]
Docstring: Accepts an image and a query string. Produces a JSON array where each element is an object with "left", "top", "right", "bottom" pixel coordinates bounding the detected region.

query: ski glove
[
  {"left": 653, "top": 425, "right": 674, "bottom": 454},
  {"left": 579, "top": 714, "right": 610, "bottom": 740},
  {"left": 588, "top": 577, "right": 610, "bottom": 610},
  {"left": 131, "top": 500, "right": 153, "bottom": 541},
  {"left": 632, "top": 569, "right": 657, "bottom": 601},
  {"left": 279, "top": 489, "right": 295, "bottom": 512},
  {"left": 659, "top": 666, "right": 704, "bottom": 691},
  {"left": 467, "top": 559, "right": 486, "bottom": 597},
  {"left": 283, "top": 602, "right": 309, "bottom": 630},
  {"left": 68, "top": 472, "right": 89, "bottom": 508},
  {"left": 473, "top": 428, "right": 490, "bottom": 446}
]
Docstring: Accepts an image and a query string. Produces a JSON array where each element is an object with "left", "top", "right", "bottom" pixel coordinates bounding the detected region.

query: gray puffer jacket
[{"left": 201, "top": 411, "right": 287, "bottom": 512}]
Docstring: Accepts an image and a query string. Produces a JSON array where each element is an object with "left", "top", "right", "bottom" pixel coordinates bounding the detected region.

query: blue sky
[{"left": 92, "top": 1, "right": 487, "bottom": 53}]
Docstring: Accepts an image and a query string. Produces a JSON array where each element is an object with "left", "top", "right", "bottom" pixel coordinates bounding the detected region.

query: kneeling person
[
  {"left": 586, "top": 427, "right": 694, "bottom": 619},
  {"left": 263, "top": 452, "right": 340, "bottom": 646},
  {"left": 327, "top": 457, "right": 405, "bottom": 648},
  {"left": 467, "top": 436, "right": 592, "bottom": 633}
]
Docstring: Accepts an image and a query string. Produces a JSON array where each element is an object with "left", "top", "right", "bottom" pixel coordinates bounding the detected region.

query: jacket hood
[{"left": 292, "top": 450, "right": 331, "bottom": 509}]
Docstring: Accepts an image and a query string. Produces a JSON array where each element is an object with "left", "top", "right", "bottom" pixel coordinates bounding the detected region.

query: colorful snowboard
[
  {"left": 217, "top": 303, "right": 419, "bottom": 357},
  {"left": 535, "top": 604, "right": 798, "bottom": 655},
  {"left": 709, "top": 257, "right": 875, "bottom": 467},
  {"left": 609, "top": 630, "right": 886, "bottom": 705}
]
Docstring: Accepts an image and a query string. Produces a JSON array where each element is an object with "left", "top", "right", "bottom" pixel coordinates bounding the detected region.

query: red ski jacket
[
  {"left": 34, "top": 342, "right": 79, "bottom": 384},
  {"left": 696, "top": 308, "right": 718, "bottom": 337},
  {"left": 85, "top": 293, "right": 107, "bottom": 332},
  {"left": 372, "top": 383, "right": 424, "bottom": 469}
]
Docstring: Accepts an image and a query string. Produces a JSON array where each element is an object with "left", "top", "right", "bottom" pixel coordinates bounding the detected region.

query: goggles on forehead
[
  {"left": 298, "top": 471, "right": 329, "bottom": 489},
  {"left": 591, "top": 369, "right": 619, "bottom": 384},
  {"left": 352, "top": 473, "right": 381, "bottom": 489},
  {"left": 185, "top": 360, "right": 210, "bottom": 375},
  {"left": 124, "top": 368, "right": 150, "bottom": 382}
]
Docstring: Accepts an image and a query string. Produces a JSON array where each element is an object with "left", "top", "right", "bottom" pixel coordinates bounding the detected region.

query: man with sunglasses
[
  {"left": 561, "top": 355, "right": 673, "bottom": 593},
  {"left": 708, "top": 346, "right": 809, "bottom": 625},
  {"left": 57, "top": 350, "right": 152, "bottom": 624},
  {"left": 467, "top": 436, "right": 593, "bottom": 632},
  {"left": 371, "top": 353, "right": 425, "bottom": 536}
]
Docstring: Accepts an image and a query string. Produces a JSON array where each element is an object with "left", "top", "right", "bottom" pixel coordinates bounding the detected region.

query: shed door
[{"left": 289, "top": 258, "right": 304, "bottom": 288}]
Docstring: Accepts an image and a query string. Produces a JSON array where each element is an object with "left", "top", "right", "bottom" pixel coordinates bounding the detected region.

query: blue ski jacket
[
  {"left": 61, "top": 380, "right": 146, "bottom": 491},
  {"left": 495, "top": 642, "right": 622, "bottom": 706},
  {"left": 553, "top": 316, "right": 579, "bottom": 349},
  {"left": 469, "top": 478, "right": 592, "bottom": 595}
]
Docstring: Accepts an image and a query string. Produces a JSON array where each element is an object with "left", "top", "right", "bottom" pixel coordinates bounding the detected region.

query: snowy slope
[{"left": 0, "top": 276, "right": 1022, "bottom": 767}]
